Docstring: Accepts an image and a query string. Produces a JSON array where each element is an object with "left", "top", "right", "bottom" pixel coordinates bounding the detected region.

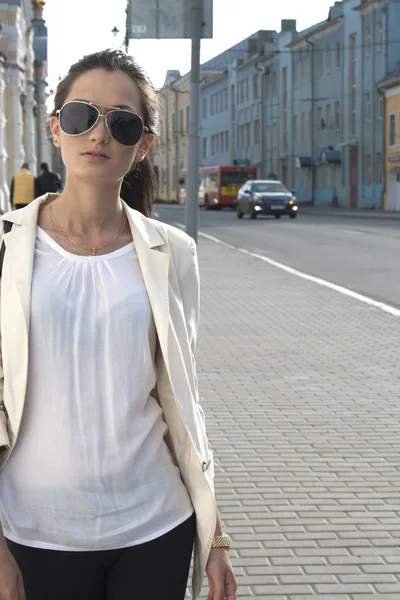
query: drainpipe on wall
[
  {"left": 380, "top": 88, "right": 387, "bottom": 210},
  {"left": 306, "top": 39, "right": 316, "bottom": 205}
]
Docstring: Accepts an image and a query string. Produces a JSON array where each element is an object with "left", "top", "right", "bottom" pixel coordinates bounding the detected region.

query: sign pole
[{"left": 185, "top": 0, "right": 203, "bottom": 243}]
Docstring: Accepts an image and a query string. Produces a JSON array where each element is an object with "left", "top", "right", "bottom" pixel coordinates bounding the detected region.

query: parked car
[{"left": 236, "top": 180, "right": 299, "bottom": 220}]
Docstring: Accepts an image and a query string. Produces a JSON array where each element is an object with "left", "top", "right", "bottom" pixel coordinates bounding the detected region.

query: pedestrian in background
[
  {"left": 9, "top": 162, "right": 39, "bottom": 209},
  {"left": 0, "top": 49, "right": 236, "bottom": 600},
  {"left": 36, "top": 162, "right": 62, "bottom": 194}
]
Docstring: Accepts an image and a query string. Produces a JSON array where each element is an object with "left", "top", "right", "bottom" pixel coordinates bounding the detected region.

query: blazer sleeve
[{"left": 178, "top": 239, "right": 215, "bottom": 485}]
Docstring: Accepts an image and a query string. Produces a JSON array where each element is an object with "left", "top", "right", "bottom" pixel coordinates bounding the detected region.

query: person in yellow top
[{"left": 10, "top": 163, "right": 40, "bottom": 210}]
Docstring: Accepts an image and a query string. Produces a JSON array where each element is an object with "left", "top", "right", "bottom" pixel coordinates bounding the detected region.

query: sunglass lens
[
  {"left": 60, "top": 102, "right": 98, "bottom": 135},
  {"left": 107, "top": 111, "right": 144, "bottom": 146}
]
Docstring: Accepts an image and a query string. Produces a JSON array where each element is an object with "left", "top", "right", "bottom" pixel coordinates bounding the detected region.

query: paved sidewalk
[{"left": 190, "top": 235, "right": 400, "bottom": 599}]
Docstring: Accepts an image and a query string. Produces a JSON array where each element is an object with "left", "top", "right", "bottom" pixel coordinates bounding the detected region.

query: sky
[{"left": 44, "top": 0, "right": 334, "bottom": 95}]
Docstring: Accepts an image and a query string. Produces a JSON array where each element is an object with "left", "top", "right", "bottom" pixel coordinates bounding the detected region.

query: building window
[
  {"left": 302, "top": 55, "right": 307, "bottom": 82},
  {"left": 186, "top": 105, "right": 190, "bottom": 132},
  {"left": 301, "top": 112, "right": 305, "bottom": 141},
  {"left": 364, "top": 93, "right": 371, "bottom": 121},
  {"left": 244, "top": 78, "right": 249, "bottom": 102},
  {"left": 349, "top": 34, "right": 357, "bottom": 136},
  {"left": 389, "top": 114, "right": 396, "bottom": 146},
  {"left": 272, "top": 121, "right": 277, "bottom": 148},
  {"left": 180, "top": 108, "right": 184, "bottom": 134},
  {"left": 293, "top": 115, "right": 297, "bottom": 142},
  {"left": 335, "top": 41, "right": 341, "bottom": 70},
  {"left": 172, "top": 162, "right": 177, "bottom": 190},
  {"left": 253, "top": 73, "right": 259, "bottom": 99},
  {"left": 377, "top": 93, "right": 384, "bottom": 119},
  {"left": 335, "top": 101, "right": 340, "bottom": 133},
  {"left": 225, "top": 88, "right": 229, "bottom": 110},
  {"left": 317, "top": 106, "right": 323, "bottom": 132},
  {"left": 325, "top": 104, "right": 331, "bottom": 132},
  {"left": 309, "top": 109, "right": 312, "bottom": 139},
  {"left": 326, "top": 45, "right": 331, "bottom": 74},
  {"left": 294, "top": 60, "right": 299, "bottom": 85},
  {"left": 272, "top": 72, "right": 277, "bottom": 97},
  {"left": 254, "top": 119, "right": 261, "bottom": 144},
  {"left": 377, "top": 20, "right": 383, "bottom": 53},
  {"left": 317, "top": 49, "right": 323, "bottom": 77},
  {"left": 365, "top": 25, "right": 371, "bottom": 57},
  {"left": 211, "top": 135, "right": 215, "bottom": 155},
  {"left": 202, "top": 97, "right": 207, "bottom": 119},
  {"left": 375, "top": 152, "right": 383, "bottom": 183},
  {"left": 246, "top": 122, "right": 251, "bottom": 146},
  {"left": 225, "top": 131, "right": 229, "bottom": 152},
  {"left": 203, "top": 138, "right": 207, "bottom": 159},
  {"left": 365, "top": 154, "right": 372, "bottom": 184},
  {"left": 172, "top": 112, "right": 176, "bottom": 136}
]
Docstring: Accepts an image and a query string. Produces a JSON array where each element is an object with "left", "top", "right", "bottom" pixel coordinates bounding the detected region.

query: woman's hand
[
  {"left": 206, "top": 548, "right": 237, "bottom": 600},
  {"left": 0, "top": 547, "right": 25, "bottom": 600}
]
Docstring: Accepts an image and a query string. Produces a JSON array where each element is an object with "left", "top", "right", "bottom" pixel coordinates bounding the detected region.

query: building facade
[
  {"left": 156, "top": 68, "right": 224, "bottom": 202},
  {"left": 157, "top": 0, "right": 400, "bottom": 208},
  {"left": 379, "top": 73, "right": 400, "bottom": 210},
  {"left": 0, "top": 0, "right": 50, "bottom": 212}
]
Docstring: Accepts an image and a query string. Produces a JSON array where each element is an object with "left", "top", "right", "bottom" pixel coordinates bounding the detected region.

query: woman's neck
[{"left": 54, "top": 179, "right": 124, "bottom": 236}]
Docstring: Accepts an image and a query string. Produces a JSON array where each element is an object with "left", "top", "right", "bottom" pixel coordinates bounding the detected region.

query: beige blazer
[{"left": 0, "top": 195, "right": 216, "bottom": 599}]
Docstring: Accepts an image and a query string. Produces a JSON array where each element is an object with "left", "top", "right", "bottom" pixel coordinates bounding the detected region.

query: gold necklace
[{"left": 50, "top": 206, "right": 127, "bottom": 256}]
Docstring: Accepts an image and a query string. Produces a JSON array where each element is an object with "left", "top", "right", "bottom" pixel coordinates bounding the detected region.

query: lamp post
[{"left": 255, "top": 63, "right": 266, "bottom": 179}]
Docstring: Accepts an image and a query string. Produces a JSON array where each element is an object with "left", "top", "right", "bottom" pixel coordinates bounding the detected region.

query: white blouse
[{"left": 0, "top": 227, "right": 193, "bottom": 551}]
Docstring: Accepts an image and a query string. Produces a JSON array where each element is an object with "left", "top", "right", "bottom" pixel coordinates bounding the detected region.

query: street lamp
[
  {"left": 255, "top": 62, "right": 266, "bottom": 179},
  {"left": 111, "top": 26, "right": 120, "bottom": 38}
]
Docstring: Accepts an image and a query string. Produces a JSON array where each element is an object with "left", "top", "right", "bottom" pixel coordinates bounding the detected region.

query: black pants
[{"left": 6, "top": 514, "right": 195, "bottom": 600}]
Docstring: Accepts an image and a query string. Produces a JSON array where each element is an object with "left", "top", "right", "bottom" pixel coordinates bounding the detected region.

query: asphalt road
[{"left": 156, "top": 205, "right": 400, "bottom": 309}]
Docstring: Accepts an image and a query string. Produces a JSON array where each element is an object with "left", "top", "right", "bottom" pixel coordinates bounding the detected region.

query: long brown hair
[{"left": 52, "top": 49, "right": 159, "bottom": 218}]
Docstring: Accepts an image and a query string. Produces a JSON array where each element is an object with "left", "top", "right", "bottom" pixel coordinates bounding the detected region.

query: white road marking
[{"left": 173, "top": 222, "right": 400, "bottom": 319}]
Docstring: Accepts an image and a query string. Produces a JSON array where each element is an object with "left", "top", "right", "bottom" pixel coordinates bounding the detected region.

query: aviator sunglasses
[{"left": 56, "top": 100, "right": 150, "bottom": 147}]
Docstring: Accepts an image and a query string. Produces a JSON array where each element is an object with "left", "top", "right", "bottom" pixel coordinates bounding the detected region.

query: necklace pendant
[{"left": 92, "top": 249, "right": 96, "bottom": 256}]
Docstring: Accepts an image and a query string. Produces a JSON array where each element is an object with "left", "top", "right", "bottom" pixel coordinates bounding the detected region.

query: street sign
[{"left": 127, "top": 0, "right": 213, "bottom": 39}]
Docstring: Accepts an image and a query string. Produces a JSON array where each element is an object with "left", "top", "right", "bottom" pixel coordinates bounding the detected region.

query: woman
[{"left": 0, "top": 50, "right": 236, "bottom": 600}]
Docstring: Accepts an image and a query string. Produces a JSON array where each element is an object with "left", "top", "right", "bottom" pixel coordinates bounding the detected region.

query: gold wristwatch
[{"left": 212, "top": 533, "right": 231, "bottom": 551}]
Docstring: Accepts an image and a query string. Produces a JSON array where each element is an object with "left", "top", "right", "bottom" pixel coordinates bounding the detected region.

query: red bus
[{"left": 179, "top": 165, "right": 258, "bottom": 209}]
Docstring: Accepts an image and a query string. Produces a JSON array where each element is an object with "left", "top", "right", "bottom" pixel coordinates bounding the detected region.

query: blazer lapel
[
  {"left": 124, "top": 205, "right": 172, "bottom": 374},
  {"left": 1, "top": 198, "right": 42, "bottom": 444},
  {"left": 4, "top": 224, "right": 36, "bottom": 340}
]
